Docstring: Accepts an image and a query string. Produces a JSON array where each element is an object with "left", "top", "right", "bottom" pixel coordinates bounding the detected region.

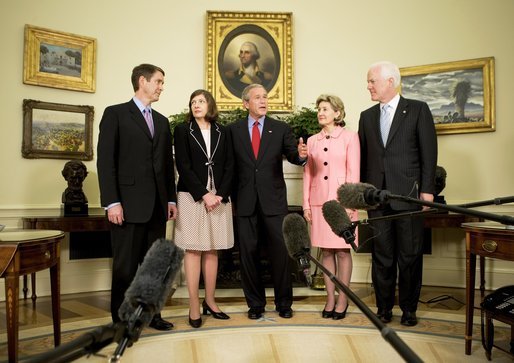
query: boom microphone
[
  {"left": 321, "top": 200, "right": 358, "bottom": 252},
  {"left": 282, "top": 213, "right": 312, "bottom": 286},
  {"left": 113, "top": 238, "right": 184, "bottom": 361},
  {"left": 337, "top": 182, "right": 379, "bottom": 210}
]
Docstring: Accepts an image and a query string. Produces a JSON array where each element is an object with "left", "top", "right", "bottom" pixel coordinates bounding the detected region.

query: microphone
[
  {"left": 112, "top": 238, "right": 184, "bottom": 361},
  {"left": 282, "top": 213, "right": 312, "bottom": 287},
  {"left": 337, "top": 182, "right": 379, "bottom": 210},
  {"left": 321, "top": 200, "right": 358, "bottom": 252}
]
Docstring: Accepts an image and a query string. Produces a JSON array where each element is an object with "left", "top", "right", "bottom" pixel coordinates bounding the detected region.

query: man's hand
[
  {"left": 168, "top": 204, "right": 178, "bottom": 220},
  {"left": 298, "top": 137, "right": 308, "bottom": 159},
  {"left": 107, "top": 204, "right": 124, "bottom": 225},
  {"left": 420, "top": 192, "right": 434, "bottom": 211}
]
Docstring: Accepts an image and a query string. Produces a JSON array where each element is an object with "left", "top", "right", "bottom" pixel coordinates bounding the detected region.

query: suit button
[
  {"left": 324, "top": 162, "right": 328, "bottom": 166},
  {"left": 324, "top": 176, "right": 328, "bottom": 180},
  {"left": 255, "top": 169, "right": 258, "bottom": 172},
  {"left": 326, "top": 136, "right": 330, "bottom": 139},
  {"left": 324, "top": 147, "right": 328, "bottom": 152}
]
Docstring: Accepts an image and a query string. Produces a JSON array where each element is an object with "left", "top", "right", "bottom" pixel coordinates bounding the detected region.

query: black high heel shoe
[
  {"left": 322, "top": 308, "right": 334, "bottom": 319},
  {"left": 332, "top": 304, "right": 349, "bottom": 320},
  {"left": 202, "top": 300, "right": 230, "bottom": 320},
  {"left": 189, "top": 312, "right": 202, "bottom": 328}
]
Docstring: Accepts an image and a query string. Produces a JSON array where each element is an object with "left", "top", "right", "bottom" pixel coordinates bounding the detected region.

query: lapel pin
[{"left": 403, "top": 110, "right": 407, "bottom": 114}]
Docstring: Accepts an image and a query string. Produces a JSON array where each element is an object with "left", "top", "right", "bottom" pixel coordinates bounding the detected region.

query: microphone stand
[
  {"left": 377, "top": 192, "right": 514, "bottom": 226},
  {"left": 300, "top": 248, "right": 423, "bottom": 363},
  {"left": 24, "top": 305, "right": 147, "bottom": 363}
]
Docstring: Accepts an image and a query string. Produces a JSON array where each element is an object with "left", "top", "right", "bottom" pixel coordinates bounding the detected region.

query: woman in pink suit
[{"left": 303, "top": 94, "right": 360, "bottom": 320}]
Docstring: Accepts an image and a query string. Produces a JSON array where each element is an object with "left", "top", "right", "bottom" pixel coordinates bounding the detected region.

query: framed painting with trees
[
  {"left": 400, "top": 57, "right": 495, "bottom": 135},
  {"left": 23, "top": 25, "right": 97, "bottom": 93}
]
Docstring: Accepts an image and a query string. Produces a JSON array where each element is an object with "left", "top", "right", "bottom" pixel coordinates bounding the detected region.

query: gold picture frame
[
  {"left": 23, "top": 25, "right": 97, "bottom": 93},
  {"left": 400, "top": 57, "right": 495, "bottom": 135},
  {"left": 22, "top": 99, "right": 94, "bottom": 160},
  {"left": 206, "top": 11, "right": 293, "bottom": 112}
]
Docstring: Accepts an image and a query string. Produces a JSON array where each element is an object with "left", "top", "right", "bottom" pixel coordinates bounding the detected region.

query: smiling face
[
  {"left": 243, "top": 85, "right": 268, "bottom": 120},
  {"left": 139, "top": 70, "right": 164, "bottom": 104},
  {"left": 317, "top": 101, "right": 339, "bottom": 128}
]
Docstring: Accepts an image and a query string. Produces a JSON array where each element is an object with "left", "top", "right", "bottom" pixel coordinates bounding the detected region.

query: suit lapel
[
  {"left": 235, "top": 119, "right": 255, "bottom": 160},
  {"left": 257, "top": 117, "right": 274, "bottom": 160},
  {"left": 387, "top": 96, "right": 408, "bottom": 144},
  {"left": 129, "top": 100, "right": 153, "bottom": 140}
]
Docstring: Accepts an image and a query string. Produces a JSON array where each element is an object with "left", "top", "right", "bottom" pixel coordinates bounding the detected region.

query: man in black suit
[
  {"left": 229, "top": 84, "right": 308, "bottom": 320},
  {"left": 97, "top": 64, "right": 177, "bottom": 330},
  {"left": 358, "top": 61, "right": 437, "bottom": 327}
]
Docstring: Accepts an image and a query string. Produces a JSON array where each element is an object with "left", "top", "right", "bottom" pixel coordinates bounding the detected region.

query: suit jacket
[
  {"left": 229, "top": 116, "right": 304, "bottom": 216},
  {"left": 358, "top": 96, "right": 437, "bottom": 210},
  {"left": 303, "top": 126, "right": 360, "bottom": 209},
  {"left": 174, "top": 120, "right": 233, "bottom": 202},
  {"left": 97, "top": 99, "right": 176, "bottom": 223}
]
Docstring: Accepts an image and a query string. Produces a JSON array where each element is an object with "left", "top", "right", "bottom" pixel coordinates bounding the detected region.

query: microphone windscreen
[
  {"left": 337, "top": 182, "right": 378, "bottom": 210},
  {"left": 282, "top": 213, "right": 311, "bottom": 258},
  {"left": 118, "top": 238, "right": 184, "bottom": 324},
  {"left": 322, "top": 200, "right": 353, "bottom": 236}
]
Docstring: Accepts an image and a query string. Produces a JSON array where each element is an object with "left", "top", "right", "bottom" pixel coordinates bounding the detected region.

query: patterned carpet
[{"left": 1, "top": 285, "right": 512, "bottom": 362}]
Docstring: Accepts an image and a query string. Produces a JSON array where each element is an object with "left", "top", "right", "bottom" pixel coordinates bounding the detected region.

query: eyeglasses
[{"left": 191, "top": 99, "right": 207, "bottom": 105}]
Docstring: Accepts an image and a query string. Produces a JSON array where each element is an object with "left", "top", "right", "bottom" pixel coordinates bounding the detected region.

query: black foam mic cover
[
  {"left": 337, "top": 182, "right": 379, "bottom": 210},
  {"left": 118, "top": 238, "right": 184, "bottom": 324}
]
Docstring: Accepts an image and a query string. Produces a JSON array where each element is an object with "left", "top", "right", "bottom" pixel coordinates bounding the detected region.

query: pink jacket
[{"left": 303, "top": 126, "right": 360, "bottom": 218}]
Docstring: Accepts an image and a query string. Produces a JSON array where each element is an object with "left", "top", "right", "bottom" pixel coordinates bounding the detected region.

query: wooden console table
[
  {"left": 461, "top": 222, "right": 514, "bottom": 356},
  {"left": 21, "top": 215, "right": 110, "bottom": 301},
  {"left": 0, "top": 229, "right": 64, "bottom": 362}
]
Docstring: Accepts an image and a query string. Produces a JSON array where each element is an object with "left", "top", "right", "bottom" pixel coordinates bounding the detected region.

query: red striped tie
[{"left": 252, "top": 121, "right": 260, "bottom": 158}]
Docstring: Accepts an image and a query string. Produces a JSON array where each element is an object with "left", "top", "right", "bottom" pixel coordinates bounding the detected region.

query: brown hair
[
  {"left": 131, "top": 64, "right": 165, "bottom": 92},
  {"left": 316, "top": 94, "right": 346, "bottom": 127},
  {"left": 187, "top": 89, "right": 219, "bottom": 123}
]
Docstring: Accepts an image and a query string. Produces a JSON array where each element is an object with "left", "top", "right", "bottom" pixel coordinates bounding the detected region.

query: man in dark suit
[
  {"left": 229, "top": 84, "right": 308, "bottom": 320},
  {"left": 358, "top": 61, "right": 437, "bottom": 327},
  {"left": 97, "top": 64, "right": 177, "bottom": 330}
]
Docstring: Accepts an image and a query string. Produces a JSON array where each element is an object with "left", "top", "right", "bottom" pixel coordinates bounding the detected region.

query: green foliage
[
  {"left": 169, "top": 106, "right": 320, "bottom": 141},
  {"left": 279, "top": 107, "right": 320, "bottom": 140}
]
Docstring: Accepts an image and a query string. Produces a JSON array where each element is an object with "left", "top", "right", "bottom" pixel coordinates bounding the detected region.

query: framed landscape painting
[
  {"left": 22, "top": 99, "right": 94, "bottom": 160},
  {"left": 23, "top": 25, "right": 97, "bottom": 93},
  {"left": 400, "top": 57, "right": 495, "bottom": 135}
]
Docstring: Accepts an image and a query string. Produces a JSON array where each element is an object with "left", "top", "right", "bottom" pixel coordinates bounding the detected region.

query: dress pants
[
  {"left": 237, "top": 201, "right": 293, "bottom": 310},
  {"left": 369, "top": 207, "right": 424, "bottom": 313},
  {"left": 110, "top": 201, "right": 167, "bottom": 322}
]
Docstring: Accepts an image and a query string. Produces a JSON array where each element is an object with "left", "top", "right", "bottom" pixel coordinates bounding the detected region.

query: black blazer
[
  {"left": 97, "top": 99, "right": 176, "bottom": 222},
  {"left": 229, "top": 116, "right": 304, "bottom": 216},
  {"left": 358, "top": 96, "right": 438, "bottom": 210},
  {"left": 174, "top": 120, "right": 233, "bottom": 202}
]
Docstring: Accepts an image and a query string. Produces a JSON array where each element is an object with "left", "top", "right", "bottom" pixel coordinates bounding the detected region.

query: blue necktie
[{"left": 380, "top": 104, "right": 391, "bottom": 145}]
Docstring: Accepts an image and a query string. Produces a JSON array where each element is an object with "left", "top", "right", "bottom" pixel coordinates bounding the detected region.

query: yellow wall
[{"left": 1, "top": 0, "right": 513, "bottom": 296}]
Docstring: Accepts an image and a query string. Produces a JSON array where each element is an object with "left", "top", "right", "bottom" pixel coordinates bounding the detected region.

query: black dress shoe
[
  {"left": 202, "top": 300, "right": 230, "bottom": 320},
  {"left": 277, "top": 307, "right": 293, "bottom": 319},
  {"left": 376, "top": 309, "right": 393, "bottom": 323},
  {"left": 149, "top": 317, "right": 174, "bottom": 331},
  {"left": 248, "top": 307, "right": 264, "bottom": 320},
  {"left": 400, "top": 311, "right": 418, "bottom": 327},
  {"left": 189, "top": 315, "right": 202, "bottom": 328},
  {"left": 332, "top": 304, "right": 349, "bottom": 320}
]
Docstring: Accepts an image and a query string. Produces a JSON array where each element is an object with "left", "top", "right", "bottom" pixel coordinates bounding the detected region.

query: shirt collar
[
  {"left": 133, "top": 96, "right": 151, "bottom": 114},
  {"left": 381, "top": 93, "right": 400, "bottom": 111}
]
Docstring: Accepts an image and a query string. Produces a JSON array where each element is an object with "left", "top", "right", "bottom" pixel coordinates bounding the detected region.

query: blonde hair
[{"left": 316, "top": 94, "right": 346, "bottom": 126}]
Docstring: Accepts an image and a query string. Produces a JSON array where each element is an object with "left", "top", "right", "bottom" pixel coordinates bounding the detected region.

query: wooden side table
[
  {"left": 0, "top": 229, "right": 64, "bottom": 362},
  {"left": 462, "top": 222, "right": 514, "bottom": 356}
]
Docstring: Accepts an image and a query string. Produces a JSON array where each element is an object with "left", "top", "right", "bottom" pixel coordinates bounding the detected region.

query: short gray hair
[
  {"left": 241, "top": 83, "right": 266, "bottom": 101},
  {"left": 370, "top": 61, "right": 401, "bottom": 88}
]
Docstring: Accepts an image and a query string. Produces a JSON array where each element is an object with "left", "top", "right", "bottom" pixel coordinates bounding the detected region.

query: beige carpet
[{"left": 17, "top": 302, "right": 513, "bottom": 363}]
